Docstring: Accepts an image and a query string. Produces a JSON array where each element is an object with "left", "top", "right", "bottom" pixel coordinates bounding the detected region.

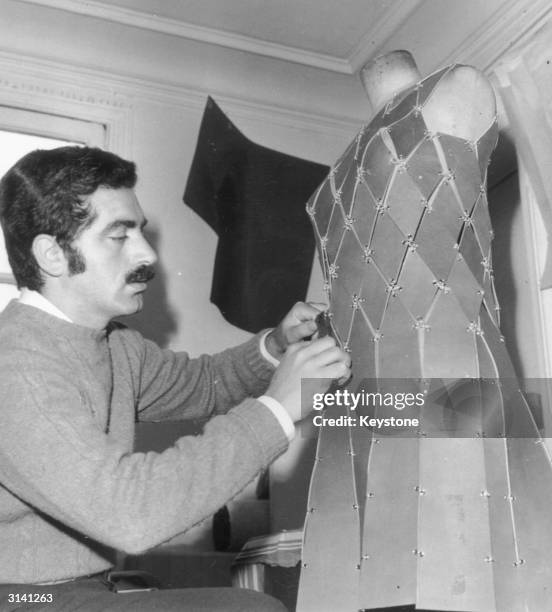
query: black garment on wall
[{"left": 183, "top": 97, "right": 329, "bottom": 333}]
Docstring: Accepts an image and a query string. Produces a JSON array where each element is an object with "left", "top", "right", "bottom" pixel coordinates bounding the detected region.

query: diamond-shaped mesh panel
[
  {"left": 306, "top": 66, "right": 499, "bottom": 380},
  {"left": 299, "top": 65, "right": 552, "bottom": 612}
]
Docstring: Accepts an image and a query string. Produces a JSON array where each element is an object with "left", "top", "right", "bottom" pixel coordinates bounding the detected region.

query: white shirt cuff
[
  {"left": 258, "top": 395, "right": 295, "bottom": 442},
  {"left": 259, "top": 330, "right": 280, "bottom": 367}
]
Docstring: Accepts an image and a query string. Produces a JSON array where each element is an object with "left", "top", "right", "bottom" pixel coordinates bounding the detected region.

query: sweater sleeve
[
  {"left": 120, "top": 328, "right": 276, "bottom": 422},
  {"left": 0, "top": 352, "right": 288, "bottom": 555}
]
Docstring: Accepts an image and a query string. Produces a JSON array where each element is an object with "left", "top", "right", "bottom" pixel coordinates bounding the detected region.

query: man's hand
[
  {"left": 265, "top": 302, "right": 325, "bottom": 360},
  {"left": 266, "top": 336, "right": 351, "bottom": 423}
]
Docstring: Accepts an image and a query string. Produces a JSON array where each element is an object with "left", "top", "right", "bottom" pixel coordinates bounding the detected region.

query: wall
[
  {"left": 0, "top": 0, "right": 364, "bottom": 355},
  {"left": 1, "top": 0, "right": 547, "bottom": 367},
  {"left": 2, "top": 0, "right": 551, "bottom": 537},
  {"left": 0, "top": 0, "right": 367, "bottom": 540},
  {"left": 489, "top": 172, "right": 544, "bottom": 380}
]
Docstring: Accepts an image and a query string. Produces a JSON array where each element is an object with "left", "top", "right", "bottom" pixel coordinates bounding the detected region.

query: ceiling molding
[
  {"left": 16, "top": 0, "right": 354, "bottom": 73},
  {"left": 16, "top": 0, "right": 547, "bottom": 81},
  {"left": 347, "top": 0, "right": 425, "bottom": 74},
  {"left": 441, "top": 0, "right": 552, "bottom": 73},
  {"left": 0, "top": 273, "right": 16, "bottom": 286},
  {"left": 0, "top": 51, "right": 134, "bottom": 155},
  {"left": 15, "top": 0, "right": 422, "bottom": 75},
  {"left": 0, "top": 49, "right": 360, "bottom": 142}
]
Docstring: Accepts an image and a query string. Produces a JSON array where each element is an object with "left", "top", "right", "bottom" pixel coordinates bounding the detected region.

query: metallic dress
[{"left": 297, "top": 66, "right": 552, "bottom": 612}]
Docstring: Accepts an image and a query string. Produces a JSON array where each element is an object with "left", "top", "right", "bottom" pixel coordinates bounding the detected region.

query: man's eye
[{"left": 111, "top": 235, "right": 128, "bottom": 242}]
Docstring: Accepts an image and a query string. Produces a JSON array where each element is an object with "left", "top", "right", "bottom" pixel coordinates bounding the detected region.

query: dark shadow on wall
[
  {"left": 488, "top": 137, "right": 546, "bottom": 430},
  {"left": 487, "top": 130, "right": 523, "bottom": 379},
  {"left": 121, "top": 225, "right": 178, "bottom": 348}
]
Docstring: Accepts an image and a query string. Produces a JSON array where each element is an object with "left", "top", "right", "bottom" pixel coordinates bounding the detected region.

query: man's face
[{"left": 59, "top": 186, "right": 157, "bottom": 327}]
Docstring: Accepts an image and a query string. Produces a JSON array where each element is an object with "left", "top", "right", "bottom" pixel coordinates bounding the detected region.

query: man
[{"left": 0, "top": 146, "right": 349, "bottom": 611}]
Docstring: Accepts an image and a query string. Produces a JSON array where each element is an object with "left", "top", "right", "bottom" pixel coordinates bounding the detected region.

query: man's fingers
[
  {"left": 291, "top": 339, "right": 351, "bottom": 381},
  {"left": 293, "top": 335, "right": 336, "bottom": 358},
  {"left": 310, "top": 346, "right": 349, "bottom": 368},
  {"left": 285, "top": 340, "right": 309, "bottom": 355},
  {"left": 305, "top": 301, "right": 327, "bottom": 313},
  {"left": 286, "top": 320, "right": 318, "bottom": 343},
  {"left": 321, "top": 361, "right": 351, "bottom": 381},
  {"left": 289, "top": 337, "right": 350, "bottom": 366},
  {"left": 291, "top": 301, "right": 326, "bottom": 323}
]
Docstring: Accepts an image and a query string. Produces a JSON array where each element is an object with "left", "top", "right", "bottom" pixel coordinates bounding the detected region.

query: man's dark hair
[{"left": 0, "top": 146, "right": 137, "bottom": 290}]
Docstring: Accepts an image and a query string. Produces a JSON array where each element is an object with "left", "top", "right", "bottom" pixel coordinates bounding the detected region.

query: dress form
[
  {"left": 361, "top": 49, "right": 496, "bottom": 144},
  {"left": 297, "top": 51, "right": 552, "bottom": 612}
]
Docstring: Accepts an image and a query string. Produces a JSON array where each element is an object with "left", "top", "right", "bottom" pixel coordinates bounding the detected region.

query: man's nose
[{"left": 136, "top": 234, "right": 158, "bottom": 267}]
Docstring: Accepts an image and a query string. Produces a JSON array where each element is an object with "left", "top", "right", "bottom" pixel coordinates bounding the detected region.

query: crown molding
[
  {"left": 0, "top": 51, "right": 134, "bottom": 155},
  {"left": 0, "top": 273, "right": 15, "bottom": 285},
  {"left": 14, "top": 0, "right": 423, "bottom": 75},
  {"left": 15, "top": 0, "right": 354, "bottom": 74},
  {"left": 13, "top": 0, "right": 551, "bottom": 79},
  {"left": 347, "top": 0, "right": 425, "bottom": 74},
  {"left": 440, "top": 0, "right": 552, "bottom": 73},
  {"left": 0, "top": 49, "right": 361, "bottom": 144},
  {"left": 6, "top": 1, "right": 547, "bottom": 139}
]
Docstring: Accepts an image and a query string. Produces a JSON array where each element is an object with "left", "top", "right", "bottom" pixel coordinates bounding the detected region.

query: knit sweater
[{"left": 0, "top": 301, "right": 288, "bottom": 584}]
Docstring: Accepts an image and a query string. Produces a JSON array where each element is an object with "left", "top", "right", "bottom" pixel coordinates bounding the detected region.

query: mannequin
[
  {"left": 297, "top": 51, "right": 552, "bottom": 612},
  {"left": 361, "top": 49, "right": 496, "bottom": 151}
]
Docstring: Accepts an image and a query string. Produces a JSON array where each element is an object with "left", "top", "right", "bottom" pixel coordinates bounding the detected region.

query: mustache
[{"left": 126, "top": 266, "right": 155, "bottom": 284}]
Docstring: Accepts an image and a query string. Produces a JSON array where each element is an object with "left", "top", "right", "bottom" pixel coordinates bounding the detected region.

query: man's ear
[{"left": 31, "top": 234, "right": 66, "bottom": 278}]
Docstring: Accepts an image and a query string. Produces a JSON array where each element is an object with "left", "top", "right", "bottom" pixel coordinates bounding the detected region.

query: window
[{"left": 0, "top": 107, "right": 105, "bottom": 308}]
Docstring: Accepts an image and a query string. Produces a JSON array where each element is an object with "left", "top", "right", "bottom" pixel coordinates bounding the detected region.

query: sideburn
[{"left": 65, "top": 244, "right": 86, "bottom": 275}]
